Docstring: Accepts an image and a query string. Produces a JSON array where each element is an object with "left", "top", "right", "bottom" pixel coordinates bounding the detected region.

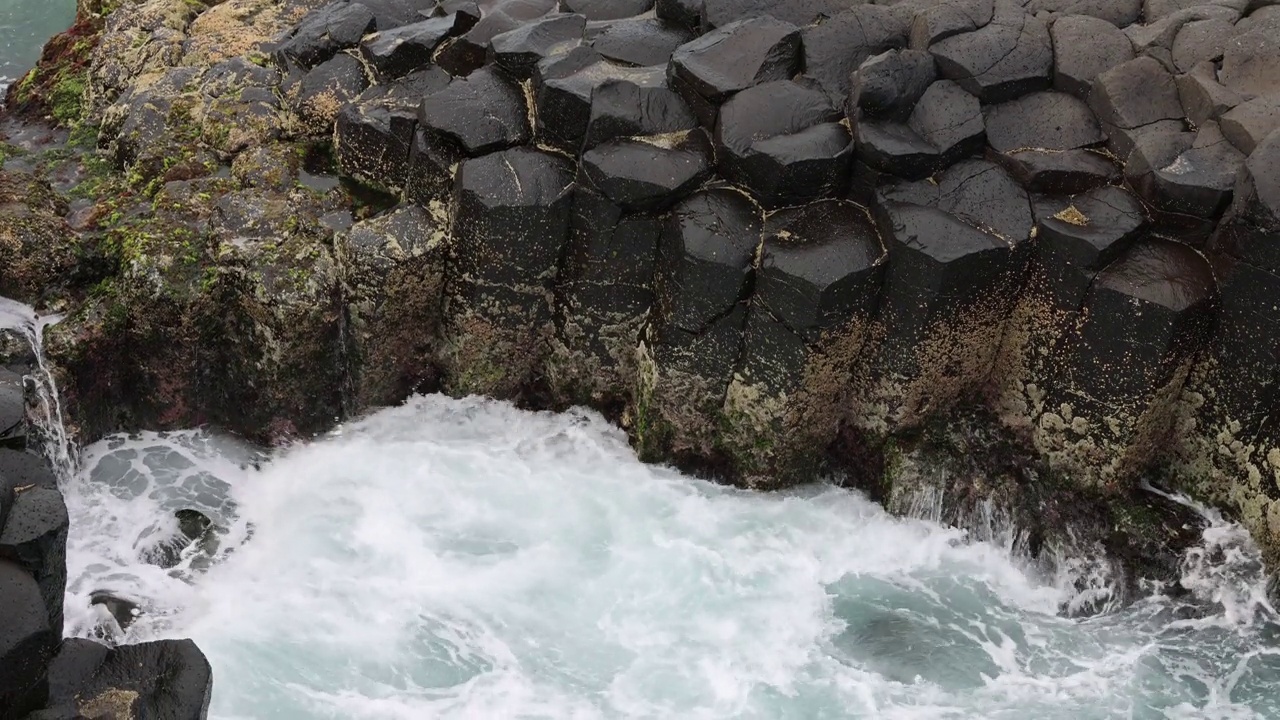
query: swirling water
[{"left": 50, "top": 394, "right": 1280, "bottom": 720}]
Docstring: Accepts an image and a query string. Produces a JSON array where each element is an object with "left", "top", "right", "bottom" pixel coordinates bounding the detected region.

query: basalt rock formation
[
  {"left": 0, "top": 344, "right": 211, "bottom": 719},
  {"left": 4, "top": 0, "right": 1280, "bottom": 640}
]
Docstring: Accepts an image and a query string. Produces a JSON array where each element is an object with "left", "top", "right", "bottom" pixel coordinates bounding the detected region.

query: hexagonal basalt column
[
  {"left": 434, "top": 0, "right": 559, "bottom": 76},
  {"left": 634, "top": 187, "right": 760, "bottom": 464},
  {"left": 721, "top": 200, "right": 886, "bottom": 486},
  {"left": 1174, "top": 131, "right": 1280, "bottom": 519},
  {"left": 667, "top": 16, "right": 801, "bottom": 127},
  {"left": 854, "top": 160, "right": 1032, "bottom": 434},
  {"left": 338, "top": 205, "right": 452, "bottom": 409},
  {"left": 335, "top": 69, "right": 453, "bottom": 194},
  {"left": 546, "top": 188, "right": 662, "bottom": 412},
  {"left": 439, "top": 147, "right": 575, "bottom": 398},
  {"left": 991, "top": 185, "right": 1149, "bottom": 433},
  {"left": 1033, "top": 239, "right": 1216, "bottom": 488},
  {"left": 714, "top": 80, "right": 852, "bottom": 207},
  {"left": 404, "top": 67, "right": 531, "bottom": 205},
  {"left": 535, "top": 49, "right": 686, "bottom": 154}
]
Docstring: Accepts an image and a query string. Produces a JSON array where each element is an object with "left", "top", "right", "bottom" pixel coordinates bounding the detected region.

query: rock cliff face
[{"left": 5, "top": 0, "right": 1280, "bottom": 615}]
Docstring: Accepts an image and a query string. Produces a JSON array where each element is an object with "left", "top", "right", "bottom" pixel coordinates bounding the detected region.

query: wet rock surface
[{"left": 7, "top": 0, "right": 1280, "bottom": 664}]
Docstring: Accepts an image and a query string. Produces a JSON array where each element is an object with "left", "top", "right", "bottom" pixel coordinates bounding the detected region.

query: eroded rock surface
[{"left": 7, "top": 0, "right": 1280, "bottom": 628}]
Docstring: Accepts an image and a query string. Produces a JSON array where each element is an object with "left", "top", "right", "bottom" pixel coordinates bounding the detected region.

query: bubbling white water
[{"left": 55, "top": 395, "right": 1280, "bottom": 719}]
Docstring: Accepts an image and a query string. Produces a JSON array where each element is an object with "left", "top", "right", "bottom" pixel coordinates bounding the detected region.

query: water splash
[
  {"left": 55, "top": 395, "right": 1280, "bottom": 719},
  {"left": 0, "top": 296, "right": 75, "bottom": 480}
]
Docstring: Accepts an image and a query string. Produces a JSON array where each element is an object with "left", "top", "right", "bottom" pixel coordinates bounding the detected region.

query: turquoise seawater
[
  {"left": 0, "top": 0, "right": 77, "bottom": 95},
  {"left": 57, "top": 395, "right": 1280, "bottom": 720}
]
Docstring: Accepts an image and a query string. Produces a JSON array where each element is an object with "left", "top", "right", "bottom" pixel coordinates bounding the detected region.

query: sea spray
[{"left": 55, "top": 394, "right": 1280, "bottom": 719}]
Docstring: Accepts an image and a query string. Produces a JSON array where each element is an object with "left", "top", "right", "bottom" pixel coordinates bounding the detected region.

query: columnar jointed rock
[
  {"left": 993, "top": 185, "right": 1150, "bottom": 436},
  {"left": 855, "top": 160, "right": 1032, "bottom": 434},
  {"left": 635, "top": 187, "right": 760, "bottom": 463},
  {"left": 722, "top": 200, "right": 886, "bottom": 486},
  {"left": 666, "top": 16, "right": 801, "bottom": 127},
  {"left": 24, "top": 0, "right": 1280, "bottom": 601},
  {"left": 714, "top": 81, "right": 852, "bottom": 207},
  {"left": 1035, "top": 239, "right": 1216, "bottom": 488},
  {"left": 406, "top": 67, "right": 531, "bottom": 203},
  {"left": 440, "top": 147, "right": 575, "bottom": 398},
  {"left": 335, "top": 68, "right": 453, "bottom": 193},
  {"left": 339, "top": 205, "right": 452, "bottom": 408}
]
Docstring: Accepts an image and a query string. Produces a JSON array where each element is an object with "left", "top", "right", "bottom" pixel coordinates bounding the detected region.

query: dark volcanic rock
[
  {"left": 0, "top": 451, "right": 60, "bottom": 493},
  {"left": 339, "top": 205, "right": 451, "bottom": 408},
  {"left": 547, "top": 188, "right": 661, "bottom": 408},
  {"left": 436, "top": 0, "right": 559, "bottom": 75},
  {"left": 90, "top": 591, "right": 142, "bottom": 636},
  {"left": 1173, "top": 18, "right": 1239, "bottom": 73},
  {"left": 535, "top": 49, "right": 664, "bottom": 152},
  {"left": 1039, "top": 239, "right": 1216, "bottom": 486},
  {"left": 657, "top": 0, "right": 704, "bottom": 30},
  {"left": 406, "top": 67, "right": 530, "bottom": 203},
  {"left": 638, "top": 187, "right": 760, "bottom": 462},
  {"left": 1035, "top": 185, "right": 1150, "bottom": 308},
  {"left": 1219, "top": 18, "right": 1280, "bottom": 98},
  {"left": 1221, "top": 96, "right": 1280, "bottom": 156},
  {"left": 714, "top": 80, "right": 852, "bottom": 207},
  {"left": 59, "top": 639, "right": 213, "bottom": 720},
  {"left": 654, "top": 187, "right": 759, "bottom": 333},
  {"left": 801, "top": 5, "right": 906, "bottom": 103},
  {"left": 992, "top": 148, "right": 1119, "bottom": 193},
  {"left": 360, "top": 16, "right": 459, "bottom": 81},
  {"left": 336, "top": 69, "right": 453, "bottom": 193},
  {"left": 582, "top": 131, "right": 713, "bottom": 211},
  {"left": 561, "top": 0, "right": 653, "bottom": 20},
  {"left": 360, "top": 0, "right": 439, "bottom": 29},
  {"left": 1050, "top": 15, "right": 1135, "bottom": 98},
  {"left": 849, "top": 48, "right": 937, "bottom": 120},
  {"left": 856, "top": 160, "right": 1030, "bottom": 431},
  {"left": 984, "top": 91, "right": 1104, "bottom": 152},
  {"left": 927, "top": 0, "right": 1053, "bottom": 103},
  {"left": 908, "top": 0, "right": 995, "bottom": 48},
  {"left": 854, "top": 79, "right": 985, "bottom": 180},
  {"left": 1090, "top": 57, "right": 1185, "bottom": 134},
  {"left": 275, "top": 2, "right": 376, "bottom": 69},
  {"left": 1126, "top": 121, "right": 1245, "bottom": 223},
  {"left": 442, "top": 147, "right": 575, "bottom": 397},
  {"left": 582, "top": 75, "right": 698, "bottom": 149},
  {"left": 1177, "top": 61, "right": 1247, "bottom": 127},
  {"left": 724, "top": 200, "right": 886, "bottom": 485},
  {"left": 588, "top": 17, "right": 694, "bottom": 67},
  {"left": 0, "top": 558, "right": 56, "bottom": 717},
  {"left": 1210, "top": 128, "right": 1280, "bottom": 273},
  {"left": 490, "top": 12, "right": 585, "bottom": 77},
  {"left": 701, "top": 0, "right": 850, "bottom": 28},
  {"left": 288, "top": 53, "right": 371, "bottom": 136},
  {"left": 1026, "top": 0, "right": 1141, "bottom": 26},
  {"left": 667, "top": 16, "right": 802, "bottom": 127},
  {"left": 0, "top": 485, "right": 68, "bottom": 637}
]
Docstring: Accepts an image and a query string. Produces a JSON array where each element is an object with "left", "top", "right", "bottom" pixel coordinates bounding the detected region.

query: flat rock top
[
  {"left": 1096, "top": 239, "right": 1215, "bottom": 311},
  {"left": 764, "top": 200, "right": 885, "bottom": 286}
]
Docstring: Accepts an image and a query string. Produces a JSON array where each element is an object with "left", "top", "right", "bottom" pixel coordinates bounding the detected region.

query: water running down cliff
[{"left": 48, "top": 393, "right": 1280, "bottom": 719}]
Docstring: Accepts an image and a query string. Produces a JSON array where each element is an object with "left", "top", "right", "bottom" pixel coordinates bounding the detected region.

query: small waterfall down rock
[{"left": 49, "top": 394, "right": 1280, "bottom": 720}]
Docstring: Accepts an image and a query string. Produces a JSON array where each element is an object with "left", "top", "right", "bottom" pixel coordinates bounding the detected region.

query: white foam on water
[{"left": 52, "top": 394, "right": 1280, "bottom": 720}]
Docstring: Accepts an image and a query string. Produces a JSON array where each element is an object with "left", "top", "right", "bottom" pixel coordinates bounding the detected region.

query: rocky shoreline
[{"left": 2, "top": 0, "right": 1280, "bottom": 715}]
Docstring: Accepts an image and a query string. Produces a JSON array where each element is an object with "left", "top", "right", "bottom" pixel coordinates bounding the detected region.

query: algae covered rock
[
  {"left": 722, "top": 200, "right": 886, "bottom": 486},
  {"left": 339, "top": 204, "right": 451, "bottom": 408},
  {"left": 0, "top": 171, "right": 79, "bottom": 305},
  {"left": 439, "top": 147, "right": 575, "bottom": 399}
]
